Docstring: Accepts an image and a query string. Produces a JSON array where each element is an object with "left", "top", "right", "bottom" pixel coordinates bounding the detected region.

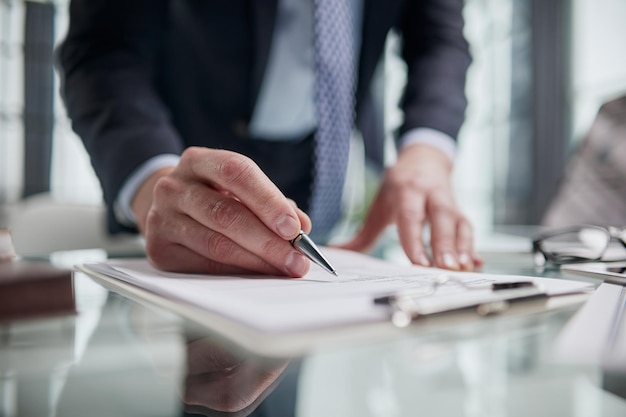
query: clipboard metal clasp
[{"left": 376, "top": 277, "right": 541, "bottom": 328}]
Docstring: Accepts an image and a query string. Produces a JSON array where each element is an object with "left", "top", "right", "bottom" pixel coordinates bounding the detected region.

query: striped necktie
[{"left": 309, "top": 0, "right": 356, "bottom": 242}]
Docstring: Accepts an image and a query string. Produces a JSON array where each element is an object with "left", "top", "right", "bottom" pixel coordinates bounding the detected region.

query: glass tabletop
[{"left": 1, "top": 250, "right": 625, "bottom": 417}]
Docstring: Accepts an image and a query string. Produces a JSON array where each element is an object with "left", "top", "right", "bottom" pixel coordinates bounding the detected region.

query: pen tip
[{"left": 331, "top": 270, "right": 338, "bottom": 276}]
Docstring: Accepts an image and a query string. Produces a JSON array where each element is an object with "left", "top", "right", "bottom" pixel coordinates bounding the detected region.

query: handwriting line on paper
[
  {"left": 192, "top": 273, "right": 499, "bottom": 305},
  {"left": 108, "top": 263, "right": 496, "bottom": 304}
]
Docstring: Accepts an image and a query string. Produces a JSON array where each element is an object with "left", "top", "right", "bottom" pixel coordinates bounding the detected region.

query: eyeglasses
[{"left": 532, "top": 225, "right": 626, "bottom": 267}]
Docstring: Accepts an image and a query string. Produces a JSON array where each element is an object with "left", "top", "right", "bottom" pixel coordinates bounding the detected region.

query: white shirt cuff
[
  {"left": 114, "top": 154, "right": 181, "bottom": 227},
  {"left": 399, "top": 128, "right": 457, "bottom": 162}
]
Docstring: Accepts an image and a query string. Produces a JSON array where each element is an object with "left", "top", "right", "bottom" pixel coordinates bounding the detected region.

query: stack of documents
[{"left": 78, "top": 248, "right": 593, "bottom": 354}]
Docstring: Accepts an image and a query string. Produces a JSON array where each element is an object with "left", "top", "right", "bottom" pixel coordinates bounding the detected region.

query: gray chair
[
  {"left": 6, "top": 193, "right": 144, "bottom": 257},
  {"left": 542, "top": 95, "right": 626, "bottom": 227}
]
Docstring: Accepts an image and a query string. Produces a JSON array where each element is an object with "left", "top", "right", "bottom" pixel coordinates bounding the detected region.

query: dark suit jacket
[{"left": 58, "top": 0, "right": 471, "bottom": 233}]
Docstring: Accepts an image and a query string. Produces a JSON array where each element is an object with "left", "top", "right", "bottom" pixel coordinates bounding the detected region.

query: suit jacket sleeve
[
  {"left": 398, "top": 0, "right": 471, "bottom": 142},
  {"left": 57, "top": 0, "right": 184, "bottom": 233}
]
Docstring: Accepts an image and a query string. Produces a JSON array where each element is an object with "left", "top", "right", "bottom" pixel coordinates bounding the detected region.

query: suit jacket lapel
[{"left": 250, "top": 0, "right": 279, "bottom": 115}]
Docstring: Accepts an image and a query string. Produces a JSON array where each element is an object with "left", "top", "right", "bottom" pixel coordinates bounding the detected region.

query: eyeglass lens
[{"left": 539, "top": 226, "right": 610, "bottom": 262}]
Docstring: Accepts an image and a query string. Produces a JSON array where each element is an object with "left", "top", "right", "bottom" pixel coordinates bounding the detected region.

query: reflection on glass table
[
  {"left": 129, "top": 304, "right": 297, "bottom": 417},
  {"left": 181, "top": 338, "right": 292, "bottom": 417},
  {"left": 1, "top": 250, "right": 625, "bottom": 417}
]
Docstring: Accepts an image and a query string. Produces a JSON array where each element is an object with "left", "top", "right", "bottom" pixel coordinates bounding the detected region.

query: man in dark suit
[{"left": 58, "top": 0, "right": 482, "bottom": 276}]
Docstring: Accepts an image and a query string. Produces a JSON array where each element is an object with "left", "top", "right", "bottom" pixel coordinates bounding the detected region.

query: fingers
[
  {"left": 146, "top": 212, "right": 285, "bottom": 275},
  {"left": 140, "top": 147, "right": 314, "bottom": 276},
  {"left": 396, "top": 192, "right": 430, "bottom": 267},
  {"left": 184, "top": 355, "right": 287, "bottom": 412},
  {"left": 181, "top": 148, "right": 302, "bottom": 240},
  {"left": 186, "top": 338, "right": 242, "bottom": 374},
  {"left": 287, "top": 199, "right": 312, "bottom": 234},
  {"left": 298, "top": 209, "right": 312, "bottom": 234},
  {"left": 184, "top": 338, "right": 288, "bottom": 412},
  {"left": 147, "top": 180, "right": 310, "bottom": 276},
  {"left": 455, "top": 217, "right": 475, "bottom": 271},
  {"left": 146, "top": 241, "right": 258, "bottom": 275},
  {"left": 337, "top": 185, "right": 479, "bottom": 272},
  {"left": 335, "top": 188, "right": 391, "bottom": 253},
  {"left": 428, "top": 196, "right": 461, "bottom": 271},
  {"left": 182, "top": 185, "right": 309, "bottom": 276},
  {"left": 427, "top": 194, "right": 478, "bottom": 271}
]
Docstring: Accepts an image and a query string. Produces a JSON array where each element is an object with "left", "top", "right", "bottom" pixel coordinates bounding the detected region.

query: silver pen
[{"left": 290, "top": 230, "right": 338, "bottom": 276}]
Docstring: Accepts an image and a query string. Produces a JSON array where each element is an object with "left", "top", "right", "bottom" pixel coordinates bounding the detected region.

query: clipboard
[
  {"left": 75, "top": 248, "right": 594, "bottom": 356},
  {"left": 374, "top": 279, "right": 549, "bottom": 327}
]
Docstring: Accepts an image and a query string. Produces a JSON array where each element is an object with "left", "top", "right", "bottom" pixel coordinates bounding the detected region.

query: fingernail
[
  {"left": 285, "top": 251, "right": 309, "bottom": 277},
  {"left": 441, "top": 253, "right": 459, "bottom": 270},
  {"left": 416, "top": 253, "right": 431, "bottom": 267},
  {"left": 459, "top": 253, "right": 472, "bottom": 270},
  {"left": 276, "top": 214, "right": 299, "bottom": 239}
]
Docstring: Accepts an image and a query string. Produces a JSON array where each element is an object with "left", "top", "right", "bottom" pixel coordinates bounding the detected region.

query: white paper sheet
[{"left": 80, "top": 248, "right": 593, "bottom": 334}]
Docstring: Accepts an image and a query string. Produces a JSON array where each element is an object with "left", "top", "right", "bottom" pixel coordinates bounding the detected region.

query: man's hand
[
  {"left": 184, "top": 337, "right": 288, "bottom": 415},
  {"left": 131, "top": 147, "right": 312, "bottom": 276},
  {"left": 338, "top": 144, "right": 482, "bottom": 271}
]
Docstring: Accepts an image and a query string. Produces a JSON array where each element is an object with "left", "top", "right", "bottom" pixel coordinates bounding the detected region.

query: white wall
[
  {"left": 51, "top": 0, "right": 102, "bottom": 204},
  {"left": 0, "top": 0, "right": 101, "bottom": 206},
  {"left": 0, "top": 0, "right": 26, "bottom": 203},
  {"left": 570, "top": 0, "right": 626, "bottom": 145},
  {"left": 456, "top": 0, "right": 514, "bottom": 235}
]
